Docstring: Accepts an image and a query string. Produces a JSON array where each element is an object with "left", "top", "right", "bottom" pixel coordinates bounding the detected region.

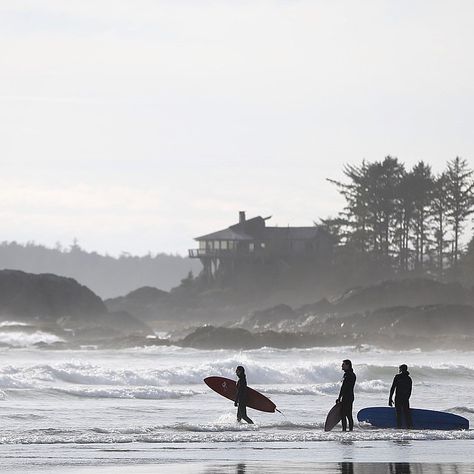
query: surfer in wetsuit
[
  {"left": 336, "top": 359, "right": 356, "bottom": 431},
  {"left": 389, "top": 364, "right": 413, "bottom": 429},
  {"left": 235, "top": 365, "right": 254, "bottom": 424}
]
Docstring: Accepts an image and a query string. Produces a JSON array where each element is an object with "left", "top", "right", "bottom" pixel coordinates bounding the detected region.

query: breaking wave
[
  {"left": 0, "top": 330, "right": 63, "bottom": 347},
  {"left": 1, "top": 427, "right": 473, "bottom": 445},
  {"left": 266, "top": 380, "right": 391, "bottom": 396},
  {"left": 1, "top": 356, "right": 473, "bottom": 396},
  {"left": 0, "top": 321, "right": 29, "bottom": 328},
  {"left": 53, "top": 386, "right": 198, "bottom": 399}
]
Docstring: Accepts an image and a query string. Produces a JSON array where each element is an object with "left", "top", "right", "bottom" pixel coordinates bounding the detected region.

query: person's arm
[
  {"left": 235, "top": 379, "right": 245, "bottom": 405},
  {"left": 235, "top": 380, "right": 240, "bottom": 406},
  {"left": 389, "top": 376, "right": 397, "bottom": 406},
  {"left": 407, "top": 377, "right": 412, "bottom": 399},
  {"left": 337, "top": 376, "right": 346, "bottom": 403}
]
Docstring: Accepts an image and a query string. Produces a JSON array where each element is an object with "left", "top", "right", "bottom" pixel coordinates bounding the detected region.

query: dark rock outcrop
[
  {"left": 180, "top": 326, "right": 257, "bottom": 350},
  {"left": 105, "top": 286, "right": 170, "bottom": 321},
  {"left": 332, "top": 278, "right": 471, "bottom": 314},
  {"left": 318, "top": 304, "right": 474, "bottom": 337},
  {"left": 179, "top": 325, "right": 322, "bottom": 350},
  {"left": 177, "top": 324, "right": 465, "bottom": 350},
  {"left": 0, "top": 269, "right": 106, "bottom": 320},
  {"left": 101, "top": 311, "right": 151, "bottom": 333},
  {"left": 239, "top": 304, "right": 295, "bottom": 331},
  {"left": 237, "top": 278, "right": 474, "bottom": 334},
  {"left": 202, "top": 277, "right": 474, "bottom": 350},
  {"left": 0, "top": 270, "right": 152, "bottom": 343}
]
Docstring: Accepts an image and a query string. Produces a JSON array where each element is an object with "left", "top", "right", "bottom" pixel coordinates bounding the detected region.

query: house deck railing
[
  {"left": 189, "top": 247, "right": 270, "bottom": 258},
  {"left": 188, "top": 248, "right": 242, "bottom": 258}
]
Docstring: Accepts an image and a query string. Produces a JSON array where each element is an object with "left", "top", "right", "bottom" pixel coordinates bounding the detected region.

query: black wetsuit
[
  {"left": 339, "top": 369, "right": 356, "bottom": 431},
  {"left": 236, "top": 374, "right": 253, "bottom": 424},
  {"left": 389, "top": 371, "right": 413, "bottom": 429}
]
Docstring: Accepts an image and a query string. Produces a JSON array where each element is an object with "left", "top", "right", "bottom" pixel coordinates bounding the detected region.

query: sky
[{"left": 1, "top": 0, "right": 474, "bottom": 256}]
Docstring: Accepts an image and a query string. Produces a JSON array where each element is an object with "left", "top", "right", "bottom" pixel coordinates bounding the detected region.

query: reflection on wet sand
[
  {"left": 340, "top": 462, "right": 354, "bottom": 474},
  {"left": 337, "top": 463, "right": 474, "bottom": 474},
  {"left": 389, "top": 464, "right": 411, "bottom": 474},
  {"left": 200, "top": 463, "right": 474, "bottom": 474}
]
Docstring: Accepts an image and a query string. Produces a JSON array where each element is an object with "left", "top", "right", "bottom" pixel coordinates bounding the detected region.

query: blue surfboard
[{"left": 357, "top": 407, "right": 469, "bottom": 430}]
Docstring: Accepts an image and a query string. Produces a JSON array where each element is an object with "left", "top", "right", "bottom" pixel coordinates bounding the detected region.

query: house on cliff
[{"left": 189, "top": 211, "right": 334, "bottom": 279}]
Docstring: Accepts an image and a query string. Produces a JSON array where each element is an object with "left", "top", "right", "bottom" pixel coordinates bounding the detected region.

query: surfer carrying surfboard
[
  {"left": 235, "top": 366, "right": 254, "bottom": 424},
  {"left": 336, "top": 359, "right": 356, "bottom": 431},
  {"left": 389, "top": 364, "right": 413, "bottom": 429}
]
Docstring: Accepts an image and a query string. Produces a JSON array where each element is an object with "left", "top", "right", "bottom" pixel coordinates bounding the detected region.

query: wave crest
[{"left": 53, "top": 386, "right": 197, "bottom": 399}]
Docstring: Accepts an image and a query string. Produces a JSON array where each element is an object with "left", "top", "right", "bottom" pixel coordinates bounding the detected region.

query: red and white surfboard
[{"left": 204, "top": 376, "right": 278, "bottom": 413}]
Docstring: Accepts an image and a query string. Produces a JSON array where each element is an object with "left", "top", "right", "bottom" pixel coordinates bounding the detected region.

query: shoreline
[
  {"left": 25, "top": 460, "right": 474, "bottom": 474},
  {"left": 64, "top": 463, "right": 474, "bottom": 474},
  {"left": 3, "top": 440, "right": 474, "bottom": 472}
]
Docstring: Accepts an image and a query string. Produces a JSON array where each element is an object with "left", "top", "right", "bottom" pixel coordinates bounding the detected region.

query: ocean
[{"left": 1, "top": 338, "right": 474, "bottom": 472}]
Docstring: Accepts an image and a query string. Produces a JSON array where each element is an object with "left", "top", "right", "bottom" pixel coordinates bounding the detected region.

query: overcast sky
[{"left": 1, "top": 0, "right": 473, "bottom": 255}]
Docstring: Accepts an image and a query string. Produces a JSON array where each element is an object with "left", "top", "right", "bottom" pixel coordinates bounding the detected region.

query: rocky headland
[
  {"left": 0, "top": 270, "right": 150, "bottom": 347},
  {"left": 101, "top": 277, "right": 474, "bottom": 350},
  {"left": 1, "top": 270, "right": 474, "bottom": 350}
]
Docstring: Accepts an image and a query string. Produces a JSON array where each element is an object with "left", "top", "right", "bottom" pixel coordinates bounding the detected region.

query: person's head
[
  {"left": 236, "top": 365, "right": 245, "bottom": 377},
  {"left": 399, "top": 364, "right": 408, "bottom": 373},
  {"left": 341, "top": 359, "right": 352, "bottom": 371}
]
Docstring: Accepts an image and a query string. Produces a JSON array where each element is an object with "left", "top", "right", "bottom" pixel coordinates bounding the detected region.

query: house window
[
  {"left": 249, "top": 243, "right": 255, "bottom": 252},
  {"left": 221, "top": 241, "right": 228, "bottom": 250},
  {"left": 228, "top": 241, "right": 235, "bottom": 250}
]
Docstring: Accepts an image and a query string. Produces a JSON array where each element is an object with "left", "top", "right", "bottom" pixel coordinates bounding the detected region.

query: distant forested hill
[{"left": 0, "top": 242, "right": 202, "bottom": 298}]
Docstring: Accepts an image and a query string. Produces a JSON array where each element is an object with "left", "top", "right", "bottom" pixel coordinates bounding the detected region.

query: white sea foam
[
  {"left": 264, "top": 380, "right": 389, "bottom": 396},
  {"left": 357, "top": 380, "right": 391, "bottom": 393},
  {"left": 0, "top": 366, "right": 38, "bottom": 389},
  {"left": 0, "top": 321, "right": 29, "bottom": 327},
  {"left": 1, "top": 357, "right": 473, "bottom": 393},
  {"left": 53, "top": 386, "right": 198, "bottom": 399},
  {"left": 0, "top": 330, "right": 64, "bottom": 347},
  {"left": 1, "top": 427, "right": 474, "bottom": 445},
  {"left": 264, "top": 385, "right": 332, "bottom": 396},
  {"left": 0, "top": 359, "right": 337, "bottom": 388}
]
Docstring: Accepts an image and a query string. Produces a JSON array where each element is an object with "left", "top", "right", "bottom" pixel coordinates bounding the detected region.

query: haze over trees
[
  {"left": 1, "top": 157, "right": 474, "bottom": 350},
  {"left": 0, "top": 241, "right": 201, "bottom": 298},
  {"left": 0, "top": 157, "right": 472, "bottom": 305},
  {"left": 324, "top": 156, "right": 474, "bottom": 285}
]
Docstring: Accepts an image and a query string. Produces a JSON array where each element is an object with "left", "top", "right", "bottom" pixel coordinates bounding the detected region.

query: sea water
[{"left": 0, "top": 341, "right": 474, "bottom": 472}]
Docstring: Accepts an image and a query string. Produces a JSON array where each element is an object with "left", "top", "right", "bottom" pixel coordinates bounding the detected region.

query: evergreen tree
[
  {"left": 430, "top": 173, "right": 450, "bottom": 275},
  {"left": 396, "top": 170, "right": 417, "bottom": 272},
  {"left": 410, "top": 161, "right": 434, "bottom": 271},
  {"left": 328, "top": 155, "right": 474, "bottom": 280},
  {"left": 328, "top": 156, "right": 405, "bottom": 267},
  {"left": 327, "top": 160, "right": 372, "bottom": 252},
  {"left": 445, "top": 157, "right": 474, "bottom": 267}
]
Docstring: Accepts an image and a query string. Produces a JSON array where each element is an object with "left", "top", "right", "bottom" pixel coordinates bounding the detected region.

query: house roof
[
  {"left": 264, "top": 227, "right": 324, "bottom": 240},
  {"left": 195, "top": 228, "right": 253, "bottom": 241},
  {"left": 196, "top": 215, "right": 329, "bottom": 242}
]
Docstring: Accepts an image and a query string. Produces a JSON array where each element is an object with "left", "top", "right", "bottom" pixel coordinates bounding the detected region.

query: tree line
[{"left": 324, "top": 156, "right": 474, "bottom": 277}]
